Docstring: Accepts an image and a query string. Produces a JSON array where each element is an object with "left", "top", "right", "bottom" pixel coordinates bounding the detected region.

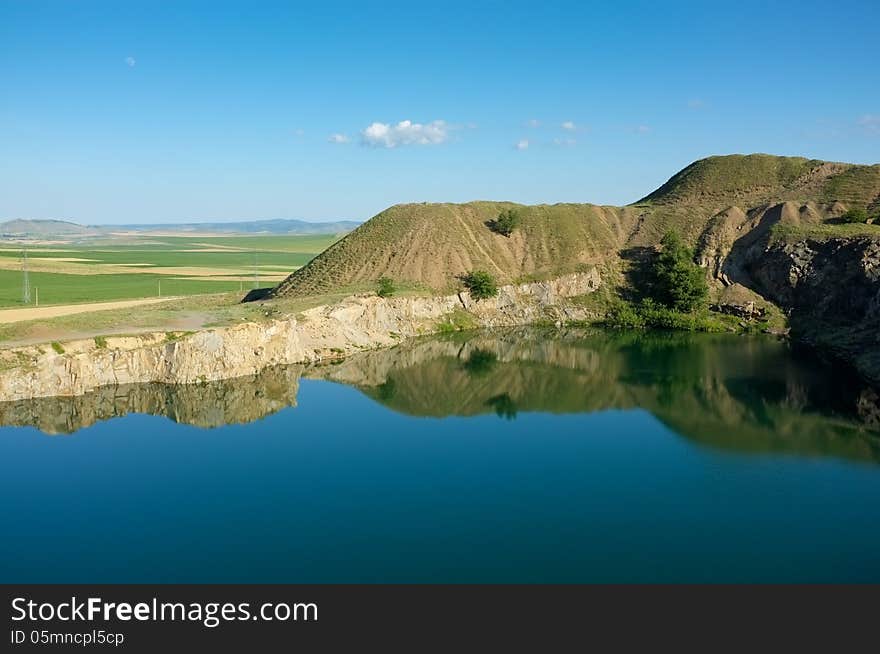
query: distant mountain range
[{"left": 0, "top": 218, "right": 360, "bottom": 238}]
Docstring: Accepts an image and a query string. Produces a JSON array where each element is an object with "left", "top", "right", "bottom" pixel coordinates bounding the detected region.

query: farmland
[{"left": 0, "top": 233, "right": 340, "bottom": 308}]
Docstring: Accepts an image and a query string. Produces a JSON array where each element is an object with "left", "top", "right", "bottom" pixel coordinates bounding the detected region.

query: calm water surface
[{"left": 1, "top": 329, "right": 879, "bottom": 582}]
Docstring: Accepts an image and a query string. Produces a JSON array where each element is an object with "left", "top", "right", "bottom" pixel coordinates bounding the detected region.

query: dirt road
[{"left": 0, "top": 297, "right": 182, "bottom": 324}]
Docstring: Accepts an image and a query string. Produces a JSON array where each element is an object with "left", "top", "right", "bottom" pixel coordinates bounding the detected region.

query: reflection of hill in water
[
  {"left": 2, "top": 329, "right": 878, "bottom": 463},
  {"left": 0, "top": 366, "right": 303, "bottom": 435},
  {"left": 308, "top": 329, "right": 880, "bottom": 463}
]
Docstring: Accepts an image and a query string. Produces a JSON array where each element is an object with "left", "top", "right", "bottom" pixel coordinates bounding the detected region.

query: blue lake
[{"left": 1, "top": 329, "right": 879, "bottom": 582}]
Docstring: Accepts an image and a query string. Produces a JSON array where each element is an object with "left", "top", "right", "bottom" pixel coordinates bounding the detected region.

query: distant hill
[
  {"left": 0, "top": 217, "right": 359, "bottom": 238},
  {"left": 272, "top": 154, "right": 880, "bottom": 297},
  {"left": 0, "top": 219, "right": 100, "bottom": 237},
  {"left": 112, "top": 218, "right": 360, "bottom": 235}
]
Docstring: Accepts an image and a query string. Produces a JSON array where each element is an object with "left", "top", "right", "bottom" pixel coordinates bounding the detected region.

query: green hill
[
  {"left": 271, "top": 154, "right": 880, "bottom": 298},
  {"left": 272, "top": 201, "right": 641, "bottom": 296}
]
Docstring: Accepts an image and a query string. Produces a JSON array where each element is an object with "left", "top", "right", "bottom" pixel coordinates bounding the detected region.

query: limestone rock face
[
  {"left": 0, "top": 366, "right": 303, "bottom": 434},
  {"left": 0, "top": 271, "right": 601, "bottom": 402}
]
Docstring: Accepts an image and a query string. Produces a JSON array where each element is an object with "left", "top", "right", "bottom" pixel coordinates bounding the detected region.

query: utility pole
[{"left": 21, "top": 249, "right": 31, "bottom": 304}]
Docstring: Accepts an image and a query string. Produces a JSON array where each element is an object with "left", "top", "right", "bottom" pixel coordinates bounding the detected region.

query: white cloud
[
  {"left": 632, "top": 125, "right": 651, "bottom": 134},
  {"left": 858, "top": 114, "right": 880, "bottom": 134},
  {"left": 561, "top": 120, "right": 576, "bottom": 131},
  {"left": 328, "top": 133, "right": 350, "bottom": 144},
  {"left": 526, "top": 119, "right": 541, "bottom": 128},
  {"left": 125, "top": 56, "right": 136, "bottom": 67},
  {"left": 553, "top": 137, "right": 577, "bottom": 147},
  {"left": 361, "top": 119, "right": 449, "bottom": 148},
  {"left": 515, "top": 139, "right": 529, "bottom": 151}
]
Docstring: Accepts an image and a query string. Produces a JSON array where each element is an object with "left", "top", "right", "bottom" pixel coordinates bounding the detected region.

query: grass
[
  {"left": 0, "top": 234, "right": 339, "bottom": 308},
  {"left": 437, "top": 309, "right": 478, "bottom": 333},
  {"left": 0, "top": 281, "right": 434, "bottom": 346},
  {"left": 599, "top": 299, "right": 778, "bottom": 334},
  {"left": 641, "top": 154, "right": 820, "bottom": 204},
  {"left": 0, "top": 269, "right": 248, "bottom": 306},
  {"left": 770, "top": 220, "right": 879, "bottom": 243}
]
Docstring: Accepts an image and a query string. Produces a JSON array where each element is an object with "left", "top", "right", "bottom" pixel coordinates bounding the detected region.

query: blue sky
[{"left": 1, "top": 0, "right": 878, "bottom": 224}]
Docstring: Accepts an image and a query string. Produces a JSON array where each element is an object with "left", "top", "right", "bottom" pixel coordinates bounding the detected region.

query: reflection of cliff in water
[
  {"left": 2, "top": 328, "right": 878, "bottom": 463},
  {"left": 0, "top": 366, "right": 303, "bottom": 435},
  {"left": 308, "top": 329, "right": 880, "bottom": 462}
]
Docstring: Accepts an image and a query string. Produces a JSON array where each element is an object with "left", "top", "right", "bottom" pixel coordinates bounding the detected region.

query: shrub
[
  {"left": 377, "top": 277, "right": 396, "bottom": 297},
  {"left": 486, "top": 393, "right": 518, "bottom": 420},
  {"left": 488, "top": 209, "right": 521, "bottom": 237},
  {"left": 376, "top": 377, "right": 397, "bottom": 402},
  {"left": 652, "top": 231, "right": 708, "bottom": 312},
  {"left": 50, "top": 341, "right": 65, "bottom": 354},
  {"left": 463, "top": 348, "right": 497, "bottom": 376},
  {"left": 94, "top": 336, "right": 108, "bottom": 348},
  {"left": 460, "top": 270, "right": 498, "bottom": 300},
  {"left": 841, "top": 207, "right": 869, "bottom": 224},
  {"left": 602, "top": 299, "right": 726, "bottom": 333},
  {"left": 604, "top": 301, "right": 646, "bottom": 329}
]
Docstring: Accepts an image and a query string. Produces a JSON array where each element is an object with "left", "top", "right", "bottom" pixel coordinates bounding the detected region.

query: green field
[{"left": 0, "top": 234, "right": 340, "bottom": 308}]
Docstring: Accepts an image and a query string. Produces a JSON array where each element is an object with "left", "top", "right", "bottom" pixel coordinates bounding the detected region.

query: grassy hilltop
[{"left": 272, "top": 154, "right": 880, "bottom": 298}]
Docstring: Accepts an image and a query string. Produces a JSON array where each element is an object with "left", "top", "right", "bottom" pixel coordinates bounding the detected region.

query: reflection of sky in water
[{"left": 1, "top": 331, "right": 879, "bottom": 582}]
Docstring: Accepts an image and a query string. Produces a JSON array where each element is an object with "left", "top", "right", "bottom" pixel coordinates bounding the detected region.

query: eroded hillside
[
  {"left": 271, "top": 154, "right": 880, "bottom": 300},
  {"left": 272, "top": 201, "right": 639, "bottom": 296},
  {"left": 265, "top": 154, "right": 880, "bottom": 381}
]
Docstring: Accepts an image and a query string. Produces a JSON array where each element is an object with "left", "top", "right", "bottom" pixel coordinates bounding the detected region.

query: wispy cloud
[
  {"left": 561, "top": 120, "right": 577, "bottom": 131},
  {"left": 687, "top": 98, "right": 706, "bottom": 110},
  {"left": 526, "top": 119, "right": 541, "bottom": 128},
  {"left": 361, "top": 120, "right": 449, "bottom": 148},
  {"left": 858, "top": 114, "right": 880, "bottom": 135},
  {"left": 631, "top": 125, "right": 651, "bottom": 134},
  {"left": 293, "top": 129, "right": 305, "bottom": 137},
  {"left": 328, "top": 133, "right": 350, "bottom": 144},
  {"left": 553, "top": 137, "right": 577, "bottom": 147},
  {"left": 515, "top": 139, "right": 529, "bottom": 151},
  {"left": 125, "top": 56, "right": 136, "bottom": 67}
]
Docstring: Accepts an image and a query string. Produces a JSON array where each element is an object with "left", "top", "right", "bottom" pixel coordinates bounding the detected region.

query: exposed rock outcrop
[
  {"left": 0, "top": 366, "right": 303, "bottom": 434},
  {"left": 0, "top": 271, "right": 600, "bottom": 402},
  {"left": 698, "top": 212, "right": 880, "bottom": 381}
]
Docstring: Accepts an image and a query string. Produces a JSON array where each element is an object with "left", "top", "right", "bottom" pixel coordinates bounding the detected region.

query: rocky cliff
[
  {"left": 692, "top": 200, "right": 880, "bottom": 381},
  {"left": 0, "top": 271, "right": 600, "bottom": 402},
  {"left": 0, "top": 365, "right": 303, "bottom": 434}
]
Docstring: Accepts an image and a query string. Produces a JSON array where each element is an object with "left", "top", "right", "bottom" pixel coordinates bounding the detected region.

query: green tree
[
  {"left": 463, "top": 348, "right": 497, "bottom": 376},
  {"left": 652, "top": 231, "right": 708, "bottom": 312},
  {"left": 460, "top": 270, "right": 498, "bottom": 300},
  {"left": 486, "top": 393, "right": 518, "bottom": 420},
  {"left": 377, "top": 277, "right": 396, "bottom": 297},
  {"left": 488, "top": 209, "right": 521, "bottom": 237},
  {"left": 841, "top": 207, "right": 869, "bottom": 224}
]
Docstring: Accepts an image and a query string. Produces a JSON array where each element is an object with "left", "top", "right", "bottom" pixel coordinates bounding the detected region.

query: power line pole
[{"left": 21, "top": 249, "right": 31, "bottom": 304}]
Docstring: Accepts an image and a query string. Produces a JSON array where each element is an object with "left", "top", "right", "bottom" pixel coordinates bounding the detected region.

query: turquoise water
[{"left": 1, "top": 330, "right": 879, "bottom": 582}]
